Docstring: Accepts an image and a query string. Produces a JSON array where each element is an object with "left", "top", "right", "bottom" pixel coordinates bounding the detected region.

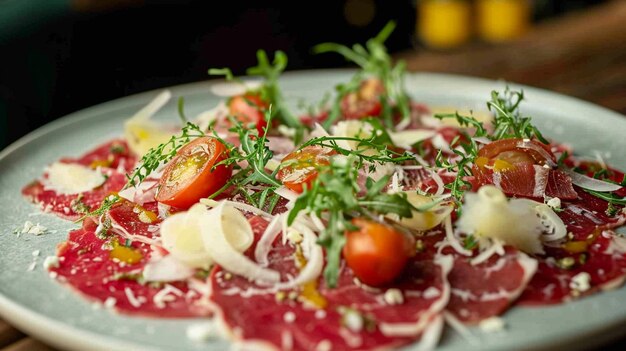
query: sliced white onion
[
  {"left": 143, "top": 255, "right": 195, "bottom": 282},
  {"left": 200, "top": 198, "right": 273, "bottom": 219},
  {"left": 429, "top": 170, "right": 445, "bottom": 196},
  {"left": 445, "top": 216, "right": 472, "bottom": 256},
  {"left": 564, "top": 168, "right": 622, "bottom": 192},
  {"left": 160, "top": 206, "right": 215, "bottom": 269},
  {"left": 274, "top": 222, "right": 324, "bottom": 289},
  {"left": 513, "top": 198, "right": 567, "bottom": 242},
  {"left": 470, "top": 239, "right": 503, "bottom": 265},
  {"left": 254, "top": 215, "right": 283, "bottom": 266},
  {"left": 516, "top": 140, "right": 557, "bottom": 168},
  {"left": 200, "top": 202, "right": 280, "bottom": 284}
]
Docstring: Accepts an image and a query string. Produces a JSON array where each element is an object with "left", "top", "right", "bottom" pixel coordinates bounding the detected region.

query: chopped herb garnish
[
  {"left": 77, "top": 194, "right": 121, "bottom": 223},
  {"left": 463, "top": 234, "right": 478, "bottom": 250},
  {"left": 70, "top": 194, "right": 90, "bottom": 215},
  {"left": 109, "top": 143, "right": 126, "bottom": 154}
]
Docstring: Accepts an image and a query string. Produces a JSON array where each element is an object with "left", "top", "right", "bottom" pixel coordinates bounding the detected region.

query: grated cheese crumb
[
  {"left": 21, "top": 221, "right": 47, "bottom": 236},
  {"left": 283, "top": 311, "right": 296, "bottom": 324},
  {"left": 43, "top": 256, "right": 60, "bottom": 269},
  {"left": 546, "top": 197, "right": 561, "bottom": 210},
  {"left": 479, "top": 317, "right": 506, "bottom": 333},
  {"left": 104, "top": 297, "right": 117, "bottom": 309},
  {"left": 186, "top": 322, "right": 217, "bottom": 342},
  {"left": 343, "top": 310, "right": 364, "bottom": 332},
  {"left": 383, "top": 288, "right": 404, "bottom": 305},
  {"left": 32, "top": 250, "right": 40, "bottom": 257},
  {"left": 570, "top": 272, "right": 591, "bottom": 293}
]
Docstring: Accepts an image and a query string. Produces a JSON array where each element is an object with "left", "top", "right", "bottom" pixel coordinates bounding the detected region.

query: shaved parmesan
[
  {"left": 388, "top": 129, "right": 435, "bottom": 149},
  {"left": 43, "top": 163, "right": 106, "bottom": 195},
  {"left": 458, "top": 186, "right": 566, "bottom": 254},
  {"left": 124, "top": 91, "right": 174, "bottom": 156}
]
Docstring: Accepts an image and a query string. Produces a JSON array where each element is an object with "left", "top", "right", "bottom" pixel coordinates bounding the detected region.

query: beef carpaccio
[{"left": 20, "top": 26, "right": 626, "bottom": 351}]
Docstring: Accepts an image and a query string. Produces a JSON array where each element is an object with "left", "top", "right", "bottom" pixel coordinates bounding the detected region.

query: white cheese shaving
[
  {"left": 124, "top": 91, "right": 174, "bottom": 157},
  {"left": 457, "top": 186, "right": 565, "bottom": 254},
  {"left": 21, "top": 221, "right": 48, "bottom": 236},
  {"left": 479, "top": 317, "right": 506, "bottom": 333},
  {"left": 186, "top": 322, "right": 218, "bottom": 342},
  {"left": 388, "top": 129, "right": 436, "bottom": 149},
  {"left": 142, "top": 255, "right": 195, "bottom": 282},
  {"left": 43, "top": 256, "right": 60, "bottom": 269},
  {"left": 104, "top": 297, "right": 117, "bottom": 309},
  {"left": 283, "top": 311, "right": 296, "bottom": 324},
  {"left": 343, "top": 310, "right": 364, "bottom": 332},
  {"left": 570, "top": 272, "right": 592, "bottom": 292},
  {"left": 383, "top": 288, "right": 404, "bottom": 305},
  {"left": 43, "top": 162, "right": 106, "bottom": 195}
]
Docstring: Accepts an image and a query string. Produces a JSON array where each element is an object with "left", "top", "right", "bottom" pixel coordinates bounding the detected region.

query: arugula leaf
[
  {"left": 287, "top": 156, "right": 421, "bottom": 287},
  {"left": 314, "top": 21, "right": 411, "bottom": 129}
]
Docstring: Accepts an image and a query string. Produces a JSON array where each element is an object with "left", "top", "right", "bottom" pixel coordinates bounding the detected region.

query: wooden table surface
[{"left": 1, "top": 1, "right": 625, "bottom": 350}]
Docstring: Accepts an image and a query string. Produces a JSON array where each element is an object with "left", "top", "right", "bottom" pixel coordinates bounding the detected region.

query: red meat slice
[
  {"left": 417, "top": 233, "right": 538, "bottom": 324},
  {"left": 519, "top": 230, "right": 626, "bottom": 305},
  {"left": 209, "top": 217, "right": 452, "bottom": 350},
  {"left": 22, "top": 139, "right": 137, "bottom": 220},
  {"left": 22, "top": 171, "right": 127, "bottom": 220},
  {"left": 477, "top": 163, "right": 577, "bottom": 200},
  {"left": 445, "top": 248, "right": 537, "bottom": 323},
  {"left": 50, "top": 201, "right": 210, "bottom": 317},
  {"left": 59, "top": 139, "right": 136, "bottom": 173}
]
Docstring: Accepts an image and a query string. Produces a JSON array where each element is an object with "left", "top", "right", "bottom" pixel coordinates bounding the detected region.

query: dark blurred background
[{"left": 0, "top": 0, "right": 615, "bottom": 150}]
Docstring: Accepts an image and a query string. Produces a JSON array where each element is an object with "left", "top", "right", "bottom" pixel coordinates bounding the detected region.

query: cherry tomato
[
  {"left": 228, "top": 93, "right": 269, "bottom": 134},
  {"left": 340, "top": 78, "right": 384, "bottom": 119},
  {"left": 276, "top": 146, "right": 336, "bottom": 193},
  {"left": 343, "top": 218, "right": 415, "bottom": 287},
  {"left": 156, "top": 137, "right": 231, "bottom": 209}
]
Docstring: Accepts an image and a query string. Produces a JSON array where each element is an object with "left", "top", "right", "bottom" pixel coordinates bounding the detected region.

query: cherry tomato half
[
  {"left": 276, "top": 146, "right": 336, "bottom": 193},
  {"left": 340, "top": 78, "right": 384, "bottom": 120},
  {"left": 343, "top": 218, "right": 415, "bottom": 287},
  {"left": 228, "top": 93, "right": 269, "bottom": 135},
  {"left": 156, "top": 137, "right": 231, "bottom": 209}
]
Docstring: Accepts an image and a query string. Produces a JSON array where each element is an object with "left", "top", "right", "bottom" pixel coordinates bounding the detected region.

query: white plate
[{"left": 1, "top": 70, "right": 625, "bottom": 351}]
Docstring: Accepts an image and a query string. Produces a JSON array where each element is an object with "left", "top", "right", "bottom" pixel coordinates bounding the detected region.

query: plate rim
[{"left": 1, "top": 69, "right": 625, "bottom": 351}]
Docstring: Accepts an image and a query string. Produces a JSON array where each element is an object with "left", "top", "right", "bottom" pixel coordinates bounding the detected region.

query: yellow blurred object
[
  {"left": 418, "top": 0, "right": 472, "bottom": 49},
  {"left": 477, "top": 0, "right": 531, "bottom": 42}
]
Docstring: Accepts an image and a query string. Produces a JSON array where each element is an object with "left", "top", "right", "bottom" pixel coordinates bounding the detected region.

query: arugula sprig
[
  {"left": 314, "top": 21, "right": 411, "bottom": 129},
  {"left": 210, "top": 50, "right": 301, "bottom": 131},
  {"left": 488, "top": 88, "right": 548, "bottom": 143},
  {"left": 287, "top": 155, "right": 420, "bottom": 287},
  {"left": 208, "top": 109, "right": 282, "bottom": 212},
  {"left": 432, "top": 87, "right": 549, "bottom": 203}
]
